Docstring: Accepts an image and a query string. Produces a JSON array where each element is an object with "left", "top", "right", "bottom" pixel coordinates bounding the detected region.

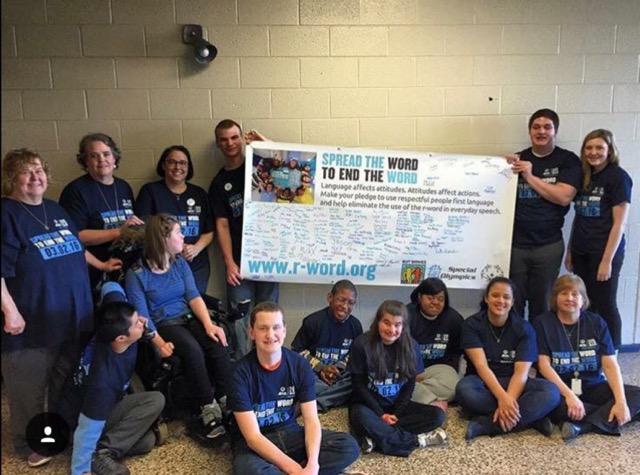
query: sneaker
[
  {"left": 532, "top": 417, "right": 555, "bottom": 437},
  {"left": 27, "top": 452, "right": 52, "bottom": 467},
  {"left": 417, "top": 427, "right": 448, "bottom": 448},
  {"left": 561, "top": 422, "right": 582, "bottom": 441},
  {"left": 361, "top": 436, "right": 374, "bottom": 454},
  {"left": 91, "top": 449, "right": 130, "bottom": 475},
  {"left": 200, "top": 401, "right": 226, "bottom": 439}
]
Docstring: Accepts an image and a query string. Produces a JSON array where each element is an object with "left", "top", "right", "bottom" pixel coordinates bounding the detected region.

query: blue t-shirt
[
  {"left": 81, "top": 341, "right": 137, "bottom": 420},
  {"left": 229, "top": 348, "right": 316, "bottom": 436},
  {"left": 135, "top": 180, "right": 213, "bottom": 275},
  {"left": 461, "top": 310, "right": 537, "bottom": 378},
  {"left": 124, "top": 257, "right": 200, "bottom": 333},
  {"left": 71, "top": 340, "right": 138, "bottom": 475},
  {"left": 407, "top": 303, "right": 464, "bottom": 370},
  {"left": 513, "top": 147, "right": 581, "bottom": 248},
  {"left": 348, "top": 332, "right": 424, "bottom": 409},
  {"left": 1, "top": 198, "right": 93, "bottom": 352},
  {"left": 290, "top": 307, "right": 363, "bottom": 366},
  {"left": 571, "top": 164, "right": 632, "bottom": 256},
  {"left": 208, "top": 164, "right": 245, "bottom": 264},
  {"left": 533, "top": 310, "right": 615, "bottom": 388},
  {"left": 59, "top": 174, "right": 136, "bottom": 284}
]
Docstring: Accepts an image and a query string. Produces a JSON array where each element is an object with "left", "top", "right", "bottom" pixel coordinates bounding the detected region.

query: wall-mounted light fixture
[{"left": 182, "top": 24, "right": 217, "bottom": 65}]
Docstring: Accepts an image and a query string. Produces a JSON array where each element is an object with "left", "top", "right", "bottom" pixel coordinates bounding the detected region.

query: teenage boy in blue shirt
[
  {"left": 228, "top": 301, "right": 359, "bottom": 474},
  {"left": 291, "top": 280, "right": 363, "bottom": 412},
  {"left": 71, "top": 295, "right": 164, "bottom": 475}
]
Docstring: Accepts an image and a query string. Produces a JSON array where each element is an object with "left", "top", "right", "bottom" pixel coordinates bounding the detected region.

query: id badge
[{"left": 571, "top": 378, "right": 583, "bottom": 396}]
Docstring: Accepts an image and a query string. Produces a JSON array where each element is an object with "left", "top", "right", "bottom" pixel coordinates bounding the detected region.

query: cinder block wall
[{"left": 2, "top": 0, "right": 639, "bottom": 344}]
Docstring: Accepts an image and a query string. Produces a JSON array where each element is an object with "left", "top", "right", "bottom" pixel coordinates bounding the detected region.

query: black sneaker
[
  {"left": 91, "top": 449, "right": 130, "bottom": 475},
  {"left": 200, "top": 401, "right": 226, "bottom": 439},
  {"left": 532, "top": 417, "right": 555, "bottom": 437}
]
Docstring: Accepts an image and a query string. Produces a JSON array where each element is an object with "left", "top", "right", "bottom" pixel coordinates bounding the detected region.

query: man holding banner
[
  {"left": 508, "top": 109, "right": 581, "bottom": 322},
  {"left": 209, "top": 120, "right": 279, "bottom": 359}
]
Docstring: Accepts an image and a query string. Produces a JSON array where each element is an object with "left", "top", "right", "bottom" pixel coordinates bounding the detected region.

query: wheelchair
[{"left": 102, "top": 226, "right": 250, "bottom": 439}]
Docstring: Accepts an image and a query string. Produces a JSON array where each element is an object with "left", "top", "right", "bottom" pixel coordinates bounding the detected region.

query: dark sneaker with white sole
[{"left": 91, "top": 449, "right": 130, "bottom": 475}]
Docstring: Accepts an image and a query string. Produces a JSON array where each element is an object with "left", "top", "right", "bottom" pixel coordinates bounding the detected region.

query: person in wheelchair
[
  {"left": 125, "top": 214, "right": 232, "bottom": 440},
  {"left": 71, "top": 287, "right": 165, "bottom": 475}
]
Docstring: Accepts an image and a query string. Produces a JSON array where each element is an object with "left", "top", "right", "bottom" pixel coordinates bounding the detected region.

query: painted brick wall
[{"left": 2, "top": 0, "right": 638, "bottom": 344}]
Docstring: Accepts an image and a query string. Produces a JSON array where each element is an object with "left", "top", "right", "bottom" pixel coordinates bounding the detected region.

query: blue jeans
[
  {"left": 232, "top": 424, "right": 359, "bottom": 475},
  {"left": 349, "top": 402, "right": 445, "bottom": 457},
  {"left": 227, "top": 279, "right": 279, "bottom": 359},
  {"left": 456, "top": 375, "right": 560, "bottom": 430}
]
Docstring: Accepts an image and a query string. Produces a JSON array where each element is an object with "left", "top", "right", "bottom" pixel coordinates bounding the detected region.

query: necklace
[
  {"left": 488, "top": 319, "right": 507, "bottom": 343},
  {"left": 95, "top": 181, "right": 120, "bottom": 214},
  {"left": 19, "top": 201, "right": 49, "bottom": 230}
]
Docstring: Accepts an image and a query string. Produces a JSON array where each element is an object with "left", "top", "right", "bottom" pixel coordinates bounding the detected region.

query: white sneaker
[
  {"left": 361, "top": 436, "right": 374, "bottom": 454},
  {"left": 417, "top": 427, "right": 447, "bottom": 448}
]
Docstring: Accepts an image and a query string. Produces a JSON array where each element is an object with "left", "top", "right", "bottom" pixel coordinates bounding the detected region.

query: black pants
[
  {"left": 572, "top": 248, "right": 624, "bottom": 348},
  {"left": 157, "top": 319, "right": 231, "bottom": 407},
  {"left": 550, "top": 381, "right": 640, "bottom": 434}
]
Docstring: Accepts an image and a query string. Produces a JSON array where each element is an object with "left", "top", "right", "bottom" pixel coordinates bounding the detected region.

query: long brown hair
[
  {"left": 580, "top": 128, "right": 619, "bottom": 192},
  {"left": 143, "top": 214, "right": 179, "bottom": 271},
  {"left": 368, "top": 300, "right": 416, "bottom": 380}
]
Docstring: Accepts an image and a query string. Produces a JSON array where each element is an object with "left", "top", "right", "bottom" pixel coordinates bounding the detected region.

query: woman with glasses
[
  {"left": 135, "top": 145, "right": 213, "bottom": 294},
  {"left": 59, "top": 133, "right": 143, "bottom": 291},
  {"left": 407, "top": 278, "right": 464, "bottom": 411}
]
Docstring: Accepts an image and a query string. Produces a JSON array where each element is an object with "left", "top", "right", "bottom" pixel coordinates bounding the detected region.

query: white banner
[{"left": 241, "top": 142, "right": 517, "bottom": 289}]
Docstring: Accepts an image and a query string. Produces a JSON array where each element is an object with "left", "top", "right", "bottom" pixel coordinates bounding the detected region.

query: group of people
[
  {"left": 1, "top": 109, "right": 636, "bottom": 474},
  {"left": 253, "top": 153, "right": 315, "bottom": 204}
]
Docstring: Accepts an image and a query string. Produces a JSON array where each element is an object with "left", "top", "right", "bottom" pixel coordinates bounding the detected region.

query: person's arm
[
  {"left": 537, "top": 354, "right": 585, "bottom": 421},
  {"left": 84, "top": 251, "right": 122, "bottom": 272},
  {"left": 391, "top": 377, "right": 416, "bottom": 416},
  {"left": 182, "top": 231, "right": 214, "bottom": 262},
  {"left": 501, "top": 360, "right": 531, "bottom": 429},
  {"left": 465, "top": 348, "right": 520, "bottom": 430},
  {"left": 601, "top": 354, "right": 631, "bottom": 426},
  {"left": 564, "top": 220, "right": 576, "bottom": 272},
  {"left": 351, "top": 373, "right": 385, "bottom": 417},
  {"left": 189, "top": 295, "right": 227, "bottom": 346},
  {"left": 215, "top": 217, "right": 241, "bottom": 286},
  {"left": 78, "top": 213, "right": 145, "bottom": 247},
  {"left": 597, "top": 203, "right": 629, "bottom": 281},
  {"left": 1, "top": 278, "right": 25, "bottom": 335},
  {"left": 234, "top": 411, "right": 303, "bottom": 473},
  {"left": 71, "top": 413, "right": 107, "bottom": 475},
  {"left": 511, "top": 159, "right": 578, "bottom": 206},
  {"left": 299, "top": 400, "right": 321, "bottom": 474},
  {"left": 124, "top": 269, "right": 173, "bottom": 357}
]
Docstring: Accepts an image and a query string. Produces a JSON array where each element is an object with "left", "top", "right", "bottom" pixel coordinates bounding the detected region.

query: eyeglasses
[{"left": 166, "top": 159, "right": 189, "bottom": 167}]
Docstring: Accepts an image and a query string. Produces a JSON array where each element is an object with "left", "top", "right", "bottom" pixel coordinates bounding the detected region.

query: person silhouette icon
[{"left": 40, "top": 426, "right": 55, "bottom": 444}]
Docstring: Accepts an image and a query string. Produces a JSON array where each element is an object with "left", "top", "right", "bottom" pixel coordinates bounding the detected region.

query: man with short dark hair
[
  {"left": 71, "top": 293, "right": 164, "bottom": 475},
  {"left": 291, "top": 280, "right": 363, "bottom": 412},
  {"left": 507, "top": 108, "right": 582, "bottom": 321},
  {"left": 229, "top": 302, "right": 360, "bottom": 474},
  {"left": 208, "top": 120, "right": 279, "bottom": 359}
]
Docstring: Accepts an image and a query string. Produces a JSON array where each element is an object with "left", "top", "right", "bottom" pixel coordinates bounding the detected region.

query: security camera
[{"left": 182, "top": 24, "right": 217, "bottom": 64}]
